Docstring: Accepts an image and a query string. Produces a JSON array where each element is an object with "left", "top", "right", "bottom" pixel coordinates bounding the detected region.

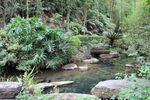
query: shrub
[
  {"left": 117, "top": 74, "right": 150, "bottom": 100},
  {"left": 0, "top": 17, "right": 73, "bottom": 73},
  {"left": 67, "top": 22, "right": 88, "bottom": 35},
  {"left": 76, "top": 34, "right": 109, "bottom": 49},
  {"left": 116, "top": 58, "right": 150, "bottom": 100}
]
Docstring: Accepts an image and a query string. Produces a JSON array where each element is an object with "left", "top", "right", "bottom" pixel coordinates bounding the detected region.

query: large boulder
[
  {"left": 91, "top": 80, "right": 128, "bottom": 98},
  {"left": 0, "top": 82, "right": 23, "bottom": 99},
  {"left": 49, "top": 93, "right": 98, "bottom": 100},
  {"left": 91, "top": 46, "right": 110, "bottom": 57},
  {"left": 62, "top": 64, "right": 78, "bottom": 70}
]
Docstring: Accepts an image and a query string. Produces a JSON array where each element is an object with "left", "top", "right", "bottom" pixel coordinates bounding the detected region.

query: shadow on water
[{"left": 36, "top": 58, "right": 135, "bottom": 94}]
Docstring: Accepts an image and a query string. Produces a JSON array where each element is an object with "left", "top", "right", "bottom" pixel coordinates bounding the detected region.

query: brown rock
[
  {"left": 91, "top": 46, "right": 110, "bottom": 57},
  {"left": 91, "top": 50, "right": 110, "bottom": 55}
]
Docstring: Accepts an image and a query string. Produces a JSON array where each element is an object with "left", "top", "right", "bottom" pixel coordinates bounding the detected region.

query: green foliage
[
  {"left": 17, "top": 93, "right": 55, "bottom": 100},
  {"left": 77, "top": 35, "right": 104, "bottom": 42},
  {"left": 71, "top": 36, "right": 82, "bottom": 46},
  {"left": 120, "top": 0, "right": 150, "bottom": 57},
  {"left": 17, "top": 95, "right": 99, "bottom": 100},
  {"left": 106, "top": 32, "right": 122, "bottom": 40},
  {"left": 75, "top": 97, "right": 99, "bottom": 100},
  {"left": 76, "top": 35, "right": 108, "bottom": 48},
  {"left": 118, "top": 74, "right": 150, "bottom": 100},
  {"left": 50, "top": 13, "right": 62, "bottom": 24},
  {"left": 0, "top": 17, "right": 73, "bottom": 73},
  {"left": 0, "top": 75, "right": 17, "bottom": 82},
  {"left": 68, "top": 22, "right": 88, "bottom": 35},
  {"left": 0, "top": 0, "right": 114, "bottom": 35},
  {"left": 16, "top": 70, "right": 50, "bottom": 100},
  {"left": 105, "top": 32, "right": 122, "bottom": 46},
  {"left": 117, "top": 57, "right": 150, "bottom": 100},
  {"left": 17, "top": 68, "right": 35, "bottom": 87}
]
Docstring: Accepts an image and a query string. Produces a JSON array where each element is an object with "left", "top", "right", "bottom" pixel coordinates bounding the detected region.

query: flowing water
[{"left": 36, "top": 58, "right": 135, "bottom": 94}]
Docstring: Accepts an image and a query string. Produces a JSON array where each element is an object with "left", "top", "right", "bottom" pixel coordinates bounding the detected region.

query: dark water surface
[{"left": 36, "top": 58, "right": 135, "bottom": 94}]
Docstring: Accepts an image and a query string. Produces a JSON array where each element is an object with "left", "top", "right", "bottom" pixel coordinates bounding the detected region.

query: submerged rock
[
  {"left": 125, "top": 64, "right": 134, "bottom": 67},
  {"left": 83, "top": 58, "right": 99, "bottom": 63},
  {"left": 62, "top": 64, "right": 78, "bottom": 70},
  {"left": 79, "top": 65, "right": 89, "bottom": 71},
  {"left": 0, "top": 82, "right": 23, "bottom": 99},
  {"left": 34, "top": 83, "right": 54, "bottom": 89},
  {"left": 49, "top": 93, "right": 98, "bottom": 100},
  {"left": 91, "top": 80, "right": 128, "bottom": 98},
  {"left": 50, "top": 81, "right": 74, "bottom": 86},
  {"left": 35, "top": 81, "right": 74, "bottom": 89}
]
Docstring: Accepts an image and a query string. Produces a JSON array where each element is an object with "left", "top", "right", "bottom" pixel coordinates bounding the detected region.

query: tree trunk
[
  {"left": 26, "top": 0, "right": 29, "bottom": 18},
  {"left": 66, "top": 8, "right": 71, "bottom": 32},
  {"left": 83, "top": 9, "right": 87, "bottom": 28},
  {"left": 109, "top": 38, "right": 114, "bottom": 46}
]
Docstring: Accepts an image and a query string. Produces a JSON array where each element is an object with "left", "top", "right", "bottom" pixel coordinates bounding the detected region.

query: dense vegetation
[
  {"left": 0, "top": 0, "right": 150, "bottom": 100},
  {"left": 0, "top": 17, "right": 75, "bottom": 74}
]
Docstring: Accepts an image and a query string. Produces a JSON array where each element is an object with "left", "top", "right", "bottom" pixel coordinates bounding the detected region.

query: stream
[{"left": 36, "top": 58, "right": 135, "bottom": 94}]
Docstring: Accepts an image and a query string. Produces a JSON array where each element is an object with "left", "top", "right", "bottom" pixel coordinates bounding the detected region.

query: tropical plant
[
  {"left": 0, "top": 17, "right": 73, "bottom": 73},
  {"left": 106, "top": 32, "right": 122, "bottom": 46}
]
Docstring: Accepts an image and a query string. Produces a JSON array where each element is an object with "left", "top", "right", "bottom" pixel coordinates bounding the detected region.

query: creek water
[{"left": 36, "top": 58, "right": 135, "bottom": 94}]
